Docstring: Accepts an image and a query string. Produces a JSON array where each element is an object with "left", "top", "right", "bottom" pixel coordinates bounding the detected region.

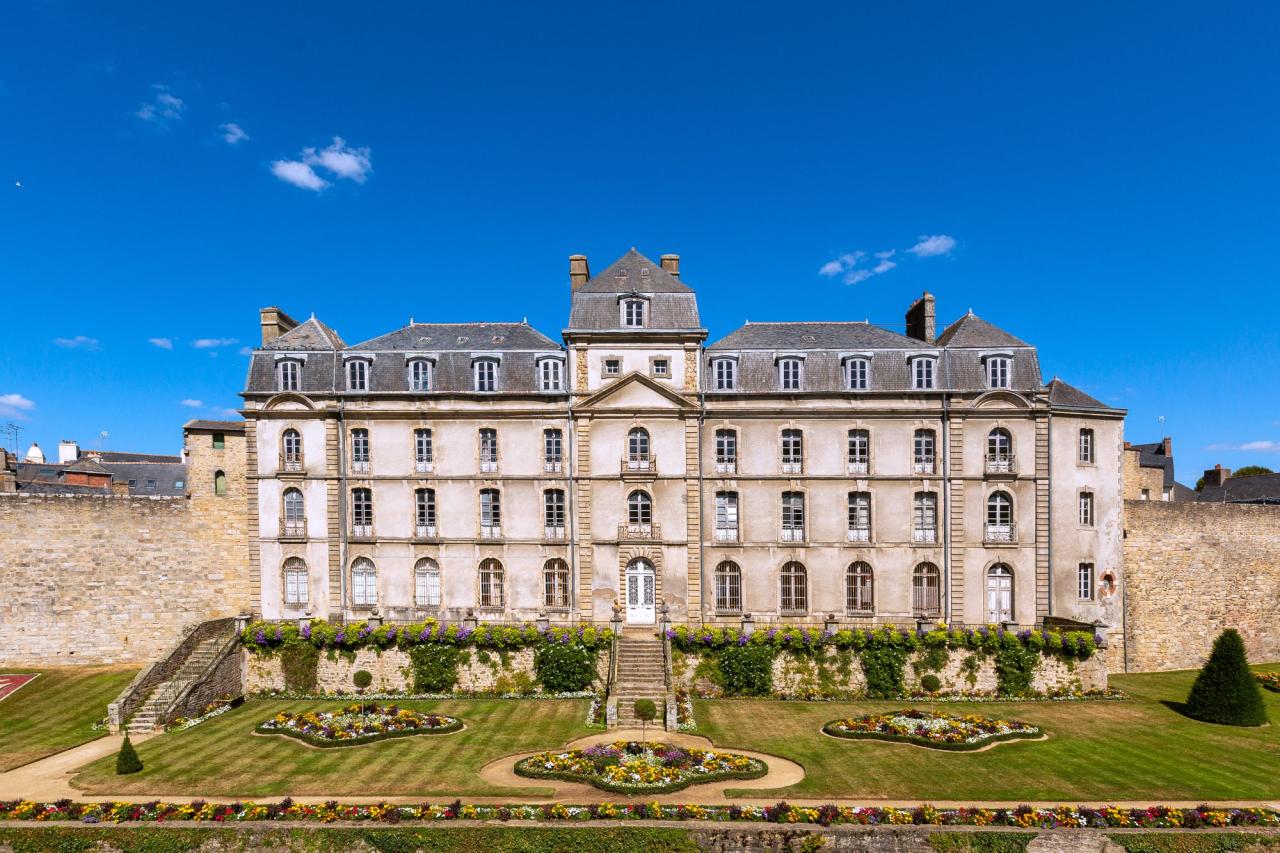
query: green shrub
[
  {"left": 860, "top": 644, "right": 909, "bottom": 697},
  {"left": 115, "top": 735, "right": 142, "bottom": 775},
  {"left": 717, "top": 643, "right": 775, "bottom": 696},
  {"left": 280, "top": 642, "right": 320, "bottom": 693},
  {"left": 353, "top": 670, "right": 373, "bottom": 690},
  {"left": 994, "top": 644, "right": 1040, "bottom": 696},
  {"left": 533, "top": 642, "right": 597, "bottom": 693},
  {"left": 920, "top": 673, "right": 942, "bottom": 693},
  {"left": 407, "top": 644, "right": 462, "bottom": 693},
  {"left": 1185, "top": 629, "right": 1268, "bottom": 727}
]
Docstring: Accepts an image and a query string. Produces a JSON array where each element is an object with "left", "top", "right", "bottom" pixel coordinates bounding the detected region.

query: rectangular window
[
  {"left": 350, "top": 429, "right": 370, "bottom": 473},
  {"left": 351, "top": 488, "right": 373, "bottom": 537},
  {"left": 652, "top": 358, "right": 669, "bottom": 377},
  {"left": 346, "top": 359, "right": 368, "bottom": 392},
  {"left": 284, "top": 568, "right": 307, "bottom": 605},
  {"left": 912, "top": 357, "right": 936, "bottom": 390},
  {"left": 845, "top": 358, "right": 869, "bottom": 390},
  {"left": 473, "top": 359, "right": 497, "bottom": 392},
  {"left": 986, "top": 356, "right": 1011, "bottom": 389},
  {"left": 544, "top": 490, "right": 566, "bottom": 538},
  {"left": 913, "top": 492, "right": 938, "bottom": 543},
  {"left": 415, "top": 488, "right": 436, "bottom": 536},
  {"left": 781, "top": 491, "right": 805, "bottom": 542},
  {"left": 277, "top": 361, "right": 300, "bottom": 392},
  {"left": 408, "top": 359, "right": 432, "bottom": 392},
  {"left": 1079, "top": 429, "right": 1095, "bottom": 464},
  {"left": 715, "top": 428, "right": 737, "bottom": 473},
  {"left": 713, "top": 358, "right": 737, "bottom": 390},
  {"left": 539, "top": 359, "right": 563, "bottom": 392},
  {"left": 604, "top": 358, "right": 621, "bottom": 376},
  {"left": 1078, "top": 562, "right": 1094, "bottom": 600},
  {"left": 715, "top": 491, "right": 739, "bottom": 541},
  {"left": 623, "top": 299, "right": 645, "bottom": 327},
  {"left": 212, "top": 433, "right": 225, "bottom": 450},
  {"left": 913, "top": 429, "right": 936, "bottom": 474},
  {"left": 416, "top": 569, "right": 441, "bottom": 607},
  {"left": 543, "top": 428, "right": 563, "bottom": 472},
  {"left": 1079, "top": 492, "right": 1095, "bottom": 526},
  {"left": 781, "top": 429, "right": 803, "bottom": 474},
  {"left": 779, "top": 358, "right": 803, "bottom": 391},
  {"left": 847, "top": 429, "right": 870, "bottom": 474},
  {"left": 847, "top": 492, "right": 871, "bottom": 542},
  {"left": 414, "top": 428, "right": 433, "bottom": 472},
  {"left": 480, "top": 489, "right": 501, "bottom": 538},
  {"left": 479, "top": 428, "right": 498, "bottom": 473}
]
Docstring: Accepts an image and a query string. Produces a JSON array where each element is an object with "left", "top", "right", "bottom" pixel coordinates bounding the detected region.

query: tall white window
[
  {"left": 846, "top": 562, "right": 874, "bottom": 615},
  {"left": 781, "top": 491, "right": 805, "bottom": 541},
  {"left": 911, "top": 356, "right": 936, "bottom": 390},
  {"left": 478, "top": 558, "right": 504, "bottom": 608},
  {"left": 986, "top": 564, "right": 1014, "bottom": 623},
  {"left": 414, "top": 558, "right": 441, "bottom": 608},
  {"left": 986, "top": 491, "right": 1014, "bottom": 542},
  {"left": 346, "top": 359, "right": 369, "bottom": 392},
  {"left": 351, "top": 487, "right": 373, "bottom": 537},
  {"left": 544, "top": 489, "right": 566, "bottom": 539},
  {"left": 778, "top": 358, "right": 803, "bottom": 391},
  {"left": 845, "top": 357, "right": 870, "bottom": 391},
  {"left": 627, "top": 490, "right": 653, "bottom": 529},
  {"left": 780, "top": 561, "right": 807, "bottom": 613},
  {"left": 281, "top": 429, "right": 303, "bottom": 472},
  {"left": 538, "top": 358, "right": 564, "bottom": 392},
  {"left": 543, "top": 559, "right": 570, "bottom": 609},
  {"left": 913, "top": 429, "right": 936, "bottom": 474},
  {"left": 847, "top": 428, "right": 870, "bottom": 474},
  {"left": 283, "top": 557, "right": 308, "bottom": 606},
  {"left": 479, "top": 428, "right": 498, "bottom": 472},
  {"left": 1079, "top": 429, "right": 1095, "bottom": 464},
  {"left": 282, "top": 487, "right": 305, "bottom": 537},
  {"left": 627, "top": 427, "right": 651, "bottom": 469},
  {"left": 623, "top": 299, "right": 646, "bottom": 327},
  {"left": 1078, "top": 562, "right": 1095, "bottom": 600},
  {"left": 985, "top": 356, "right": 1011, "bottom": 389},
  {"left": 480, "top": 488, "right": 502, "bottom": 538},
  {"left": 543, "top": 428, "right": 563, "bottom": 472},
  {"left": 987, "top": 428, "right": 1014, "bottom": 473},
  {"left": 781, "top": 428, "right": 803, "bottom": 473},
  {"left": 351, "top": 557, "right": 377, "bottom": 606},
  {"left": 414, "top": 428, "right": 433, "bottom": 472},
  {"left": 847, "top": 491, "right": 871, "bottom": 542},
  {"left": 714, "top": 561, "right": 742, "bottom": 613},
  {"left": 1079, "top": 492, "right": 1095, "bottom": 527},
  {"left": 913, "top": 492, "right": 938, "bottom": 543},
  {"left": 415, "top": 488, "right": 436, "bottom": 537},
  {"left": 277, "top": 360, "right": 301, "bottom": 392},
  {"left": 913, "top": 563, "right": 941, "bottom": 616},
  {"left": 350, "top": 428, "right": 370, "bottom": 473},
  {"left": 407, "top": 359, "right": 433, "bottom": 392},
  {"left": 713, "top": 358, "right": 737, "bottom": 391},
  {"left": 715, "top": 491, "right": 739, "bottom": 541},
  {"left": 473, "top": 358, "right": 498, "bottom": 392},
  {"left": 715, "top": 428, "right": 737, "bottom": 473}
]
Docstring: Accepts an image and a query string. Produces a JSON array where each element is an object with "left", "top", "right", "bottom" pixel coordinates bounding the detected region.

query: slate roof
[
  {"left": 184, "top": 420, "right": 246, "bottom": 433},
  {"left": 1198, "top": 472, "right": 1280, "bottom": 504},
  {"left": 567, "top": 249, "right": 703, "bottom": 331},
  {"left": 1045, "top": 379, "right": 1111, "bottom": 410},
  {"left": 63, "top": 458, "right": 111, "bottom": 476},
  {"left": 263, "top": 317, "right": 347, "bottom": 351},
  {"left": 92, "top": 450, "right": 181, "bottom": 464},
  {"left": 1128, "top": 440, "right": 1176, "bottom": 490},
  {"left": 14, "top": 458, "right": 189, "bottom": 497},
  {"left": 349, "top": 322, "right": 559, "bottom": 352},
  {"left": 936, "top": 312, "right": 1030, "bottom": 348},
  {"left": 708, "top": 322, "right": 918, "bottom": 351}
]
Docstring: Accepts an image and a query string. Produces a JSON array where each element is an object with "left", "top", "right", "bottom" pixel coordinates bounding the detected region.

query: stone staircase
[
  {"left": 612, "top": 632, "right": 667, "bottom": 730},
  {"left": 124, "top": 637, "right": 225, "bottom": 734}
]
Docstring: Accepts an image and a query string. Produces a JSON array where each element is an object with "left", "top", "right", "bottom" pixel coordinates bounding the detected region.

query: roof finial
[{"left": 967, "top": 308, "right": 974, "bottom": 316}]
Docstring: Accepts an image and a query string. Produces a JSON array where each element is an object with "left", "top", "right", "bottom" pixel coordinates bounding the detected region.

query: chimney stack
[
  {"left": 569, "top": 255, "right": 590, "bottom": 292},
  {"left": 259, "top": 307, "right": 299, "bottom": 346},
  {"left": 58, "top": 440, "right": 79, "bottom": 464},
  {"left": 1202, "top": 464, "right": 1231, "bottom": 489},
  {"left": 1161, "top": 437, "right": 1172, "bottom": 457},
  {"left": 660, "top": 254, "right": 680, "bottom": 278},
  {"left": 905, "top": 292, "right": 937, "bottom": 343}
]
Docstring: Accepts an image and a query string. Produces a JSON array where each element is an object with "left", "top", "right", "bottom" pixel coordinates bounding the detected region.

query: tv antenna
[{"left": 2, "top": 423, "right": 22, "bottom": 454}]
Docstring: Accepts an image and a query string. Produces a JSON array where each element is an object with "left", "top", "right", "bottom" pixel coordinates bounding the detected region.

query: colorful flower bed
[
  {"left": 823, "top": 709, "right": 1041, "bottom": 750},
  {"left": 255, "top": 704, "right": 461, "bottom": 747},
  {"left": 514, "top": 741, "right": 766, "bottom": 794},
  {"left": 241, "top": 619, "right": 610, "bottom": 653},
  {"left": 1256, "top": 672, "right": 1280, "bottom": 693},
  {"left": 167, "top": 695, "right": 242, "bottom": 732},
  {"left": 1, "top": 800, "right": 1276, "bottom": 829}
]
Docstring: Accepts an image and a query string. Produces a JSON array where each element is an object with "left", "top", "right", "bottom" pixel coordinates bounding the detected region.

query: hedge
[
  {"left": 241, "top": 619, "right": 611, "bottom": 653},
  {"left": 668, "top": 624, "right": 1096, "bottom": 658},
  {"left": 512, "top": 758, "right": 768, "bottom": 796}
]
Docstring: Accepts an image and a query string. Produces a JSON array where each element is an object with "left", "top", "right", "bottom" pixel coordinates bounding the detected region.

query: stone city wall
[{"left": 1123, "top": 499, "right": 1280, "bottom": 672}]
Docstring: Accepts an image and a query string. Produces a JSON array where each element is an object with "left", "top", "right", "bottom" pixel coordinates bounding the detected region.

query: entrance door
[
  {"left": 986, "top": 565, "right": 1013, "bottom": 623},
  {"left": 625, "top": 559, "right": 656, "bottom": 624}
]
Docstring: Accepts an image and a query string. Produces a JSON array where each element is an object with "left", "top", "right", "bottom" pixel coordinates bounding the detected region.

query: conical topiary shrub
[
  {"left": 116, "top": 734, "right": 143, "bottom": 774},
  {"left": 1185, "top": 628, "right": 1268, "bottom": 727}
]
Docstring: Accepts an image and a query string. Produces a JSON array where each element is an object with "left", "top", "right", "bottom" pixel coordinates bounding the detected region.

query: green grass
[
  {"left": 0, "top": 665, "right": 139, "bottom": 771},
  {"left": 694, "top": 665, "right": 1280, "bottom": 801},
  {"left": 72, "top": 698, "right": 593, "bottom": 797}
]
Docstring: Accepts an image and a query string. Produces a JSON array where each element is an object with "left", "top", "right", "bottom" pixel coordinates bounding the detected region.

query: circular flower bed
[
  {"left": 256, "top": 704, "right": 461, "bottom": 747},
  {"left": 823, "top": 709, "right": 1040, "bottom": 751},
  {"left": 514, "top": 740, "right": 766, "bottom": 794}
]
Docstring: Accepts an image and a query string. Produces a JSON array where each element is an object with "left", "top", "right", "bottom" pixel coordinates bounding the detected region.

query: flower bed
[
  {"left": 514, "top": 740, "right": 766, "bottom": 794},
  {"left": 669, "top": 623, "right": 1096, "bottom": 658},
  {"left": 1256, "top": 672, "right": 1280, "bottom": 693},
  {"left": 167, "top": 695, "right": 242, "bottom": 732},
  {"left": 823, "top": 709, "right": 1041, "bottom": 751},
  {"left": 242, "top": 619, "right": 610, "bottom": 653},
  {"left": 2, "top": 800, "right": 1277, "bottom": 829},
  {"left": 255, "top": 704, "right": 461, "bottom": 747}
]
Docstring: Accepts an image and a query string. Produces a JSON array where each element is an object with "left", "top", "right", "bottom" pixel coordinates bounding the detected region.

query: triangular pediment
[{"left": 577, "top": 372, "right": 698, "bottom": 411}]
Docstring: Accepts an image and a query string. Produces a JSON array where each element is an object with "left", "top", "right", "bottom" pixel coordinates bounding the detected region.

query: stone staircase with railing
[
  {"left": 124, "top": 636, "right": 226, "bottom": 733},
  {"left": 612, "top": 632, "right": 667, "bottom": 730}
]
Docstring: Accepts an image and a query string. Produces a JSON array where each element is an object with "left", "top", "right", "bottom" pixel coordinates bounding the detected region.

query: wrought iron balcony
[
  {"left": 714, "top": 526, "right": 739, "bottom": 542},
  {"left": 847, "top": 460, "right": 869, "bottom": 475},
  {"left": 414, "top": 524, "right": 438, "bottom": 540},
  {"left": 985, "top": 453, "right": 1017, "bottom": 475},
  {"left": 846, "top": 527, "right": 871, "bottom": 543},
  {"left": 415, "top": 458, "right": 434, "bottom": 473},
  {"left": 479, "top": 524, "right": 502, "bottom": 540},
  {"left": 280, "top": 453, "right": 304, "bottom": 473},
  {"left": 780, "top": 526, "right": 806, "bottom": 543},
  {"left": 618, "top": 522, "right": 661, "bottom": 541},
  {"left": 912, "top": 527, "right": 938, "bottom": 544},
  {"left": 350, "top": 459, "right": 370, "bottom": 474},
  {"left": 984, "top": 522, "right": 1017, "bottom": 544},
  {"left": 714, "top": 456, "right": 736, "bottom": 474},
  {"left": 544, "top": 459, "right": 563, "bottom": 473},
  {"left": 281, "top": 519, "right": 306, "bottom": 538},
  {"left": 913, "top": 458, "right": 936, "bottom": 475},
  {"left": 544, "top": 525, "right": 566, "bottom": 542},
  {"left": 350, "top": 523, "right": 374, "bottom": 539}
]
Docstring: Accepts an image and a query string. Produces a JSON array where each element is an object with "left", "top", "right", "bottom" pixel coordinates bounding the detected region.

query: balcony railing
[
  {"left": 624, "top": 455, "right": 655, "bottom": 472},
  {"left": 351, "top": 459, "right": 370, "bottom": 474},
  {"left": 479, "top": 524, "right": 502, "bottom": 540},
  {"left": 479, "top": 458, "right": 498, "bottom": 473},
  {"left": 847, "top": 527, "right": 871, "bottom": 543},
  {"left": 280, "top": 453, "right": 304, "bottom": 473},
  {"left": 415, "top": 523, "right": 437, "bottom": 540},
  {"left": 544, "top": 459, "right": 563, "bottom": 473},
  {"left": 351, "top": 523, "right": 374, "bottom": 539},
  {"left": 618, "top": 522, "right": 661, "bottom": 541},
  {"left": 913, "top": 457, "right": 935, "bottom": 475},
  {"left": 985, "top": 453, "right": 1017, "bottom": 475},
  {"left": 984, "top": 522, "right": 1017, "bottom": 544},
  {"left": 545, "top": 525, "right": 566, "bottom": 541},
  {"left": 281, "top": 519, "right": 306, "bottom": 538},
  {"left": 781, "top": 460, "right": 802, "bottom": 475},
  {"left": 415, "top": 458, "right": 434, "bottom": 473},
  {"left": 847, "top": 460, "right": 869, "bottom": 475},
  {"left": 912, "top": 527, "right": 938, "bottom": 544},
  {"left": 714, "top": 526, "right": 739, "bottom": 542},
  {"left": 714, "top": 456, "right": 736, "bottom": 474},
  {"left": 780, "top": 526, "right": 805, "bottom": 543}
]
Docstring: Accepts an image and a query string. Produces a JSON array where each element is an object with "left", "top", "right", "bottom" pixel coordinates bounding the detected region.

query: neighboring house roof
[
  {"left": 91, "top": 451, "right": 181, "bottom": 464},
  {"left": 1171, "top": 482, "right": 1198, "bottom": 502},
  {"left": 1198, "top": 472, "right": 1280, "bottom": 504},
  {"left": 62, "top": 457, "right": 111, "bottom": 476},
  {"left": 1129, "top": 440, "right": 1176, "bottom": 490},
  {"left": 102, "top": 461, "right": 188, "bottom": 495},
  {"left": 936, "top": 312, "right": 1031, "bottom": 348},
  {"left": 567, "top": 249, "right": 703, "bottom": 331},
  {"left": 184, "top": 419, "right": 245, "bottom": 433},
  {"left": 1045, "top": 378, "right": 1111, "bottom": 410},
  {"left": 263, "top": 317, "right": 347, "bottom": 351},
  {"left": 14, "top": 457, "right": 188, "bottom": 496},
  {"left": 349, "top": 322, "right": 559, "bottom": 352}
]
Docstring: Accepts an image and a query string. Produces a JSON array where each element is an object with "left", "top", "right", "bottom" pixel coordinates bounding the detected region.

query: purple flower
[
  {"left": 335, "top": 630, "right": 346, "bottom": 644},
  {"left": 737, "top": 634, "right": 749, "bottom": 646},
  {"left": 458, "top": 626, "right": 473, "bottom": 640},
  {"left": 386, "top": 627, "right": 397, "bottom": 641},
  {"left": 1017, "top": 629, "right": 1031, "bottom": 641},
  {"left": 274, "top": 626, "right": 284, "bottom": 641},
  {"left": 665, "top": 628, "right": 676, "bottom": 639},
  {"left": 254, "top": 629, "right": 266, "bottom": 644},
  {"left": 301, "top": 623, "right": 312, "bottom": 640}
]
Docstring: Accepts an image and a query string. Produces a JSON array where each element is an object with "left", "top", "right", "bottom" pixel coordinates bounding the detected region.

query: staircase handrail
[{"left": 107, "top": 616, "right": 235, "bottom": 732}]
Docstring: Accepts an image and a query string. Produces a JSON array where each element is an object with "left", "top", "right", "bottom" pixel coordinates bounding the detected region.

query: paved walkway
[{"left": 0, "top": 733, "right": 155, "bottom": 802}]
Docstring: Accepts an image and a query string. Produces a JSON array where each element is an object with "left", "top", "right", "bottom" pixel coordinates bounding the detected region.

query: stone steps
[
  {"left": 611, "top": 636, "right": 667, "bottom": 729},
  {"left": 125, "top": 637, "right": 226, "bottom": 733}
]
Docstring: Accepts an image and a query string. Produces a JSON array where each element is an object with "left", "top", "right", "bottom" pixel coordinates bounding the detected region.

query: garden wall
[{"left": 1124, "top": 500, "right": 1280, "bottom": 672}]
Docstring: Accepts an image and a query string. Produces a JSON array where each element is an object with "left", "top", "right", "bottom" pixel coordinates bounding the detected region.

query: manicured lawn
[
  {"left": 695, "top": 664, "right": 1280, "bottom": 801},
  {"left": 72, "top": 698, "right": 593, "bottom": 797},
  {"left": 0, "top": 665, "right": 138, "bottom": 771}
]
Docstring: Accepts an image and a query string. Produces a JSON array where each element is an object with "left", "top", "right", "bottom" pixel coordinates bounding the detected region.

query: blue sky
[{"left": 3, "top": 1, "right": 1278, "bottom": 483}]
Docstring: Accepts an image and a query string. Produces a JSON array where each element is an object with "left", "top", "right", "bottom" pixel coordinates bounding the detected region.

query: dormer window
[
  {"left": 712, "top": 357, "right": 737, "bottom": 391},
  {"left": 407, "top": 358, "right": 434, "bottom": 392},
  {"left": 537, "top": 357, "right": 564, "bottom": 392},
  {"left": 622, "top": 299, "right": 646, "bottom": 328},
  {"left": 473, "top": 358, "right": 498, "bottom": 392},
  {"left": 984, "top": 355, "right": 1011, "bottom": 389},
  {"left": 778, "top": 357, "right": 804, "bottom": 391},
  {"left": 910, "top": 356, "right": 937, "bottom": 390},
  {"left": 345, "top": 358, "right": 370, "bottom": 392},
  {"left": 843, "top": 357, "right": 870, "bottom": 391},
  {"left": 277, "top": 360, "right": 301, "bottom": 392}
]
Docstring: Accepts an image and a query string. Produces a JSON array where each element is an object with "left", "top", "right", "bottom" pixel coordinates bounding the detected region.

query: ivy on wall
[{"left": 407, "top": 645, "right": 463, "bottom": 694}]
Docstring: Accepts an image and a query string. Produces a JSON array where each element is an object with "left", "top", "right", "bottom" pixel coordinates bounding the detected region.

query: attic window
[
  {"left": 456, "top": 336, "right": 469, "bottom": 345},
  {"left": 801, "top": 334, "right": 817, "bottom": 342},
  {"left": 640, "top": 267, "right": 650, "bottom": 276},
  {"left": 416, "top": 336, "right": 433, "bottom": 345},
  {"left": 491, "top": 335, "right": 505, "bottom": 344}
]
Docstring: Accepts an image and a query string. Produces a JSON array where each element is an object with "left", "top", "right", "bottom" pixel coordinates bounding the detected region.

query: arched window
[
  {"left": 479, "top": 558, "right": 504, "bottom": 609},
  {"left": 846, "top": 562, "right": 874, "bottom": 615},
  {"left": 276, "top": 359, "right": 301, "bottom": 392},
  {"left": 714, "top": 561, "right": 742, "bottom": 613},
  {"left": 351, "top": 487, "right": 373, "bottom": 537},
  {"left": 350, "top": 428, "right": 370, "bottom": 473},
  {"left": 912, "top": 563, "right": 941, "bottom": 617},
  {"left": 780, "top": 561, "right": 807, "bottom": 614},
  {"left": 913, "top": 428, "right": 936, "bottom": 473},
  {"left": 283, "top": 557, "right": 308, "bottom": 606},
  {"left": 543, "top": 558, "right": 570, "bottom": 609},
  {"left": 627, "top": 490, "right": 652, "bottom": 529},
  {"left": 282, "top": 487, "right": 305, "bottom": 537},
  {"left": 986, "top": 491, "right": 1014, "bottom": 542},
  {"left": 351, "top": 557, "right": 377, "bottom": 606},
  {"left": 537, "top": 357, "right": 564, "bottom": 392},
  {"left": 986, "top": 564, "right": 1014, "bottom": 623},
  {"left": 986, "top": 428, "right": 1014, "bottom": 473},
  {"left": 627, "top": 427, "right": 650, "bottom": 468},
  {"left": 414, "top": 488, "right": 436, "bottom": 537},
  {"left": 214, "top": 470, "right": 227, "bottom": 496},
  {"left": 414, "top": 557, "right": 440, "bottom": 608},
  {"left": 281, "top": 429, "right": 303, "bottom": 472}
]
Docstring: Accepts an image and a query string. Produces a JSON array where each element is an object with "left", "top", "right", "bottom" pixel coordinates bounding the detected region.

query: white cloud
[
  {"left": 238, "top": 346, "right": 253, "bottom": 356},
  {"left": 818, "top": 260, "right": 844, "bottom": 277},
  {"left": 215, "top": 407, "right": 241, "bottom": 418},
  {"left": 219, "top": 122, "right": 248, "bottom": 145},
  {"left": 191, "top": 338, "right": 239, "bottom": 349},
  {"left": 1207, "top": 440, "right": 1280, "bottom": 453},
  {"left": 817, "top": 250, "right": 889, "bottom": 285},
  {"left": 844, "top": 269, "right": 873, "bottom": 285},
  {"left": 148, "top": 337, "right": 174, "bottom": 350},
  {"left": 907, "top": 234, "right": 957, "bottom": 257},
  {"left": 0, "top": 393, "right": 35, "bottom": 420},
  {"left": 271, "top": 159, "right": 329, "bottom": 191},
  {"left": 272, "top": 136, "right": 373, "bottom": 191},
  {"left": 180, "top": 399, "right": 204, "bottom": 408},
  {"left": 135, "top": 85, "right": 185, "bottom": 126},
  {"left": 53, "top": 335, "right": 99, "bottom": 349}
]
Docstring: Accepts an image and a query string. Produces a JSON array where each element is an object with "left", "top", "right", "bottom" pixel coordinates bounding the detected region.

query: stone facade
[
  {"left": 0, "top": 425, "right": 249, "bottom": 666},
  {"left": 1122, "top": 499, "right": 1280, "bottom": 671}
]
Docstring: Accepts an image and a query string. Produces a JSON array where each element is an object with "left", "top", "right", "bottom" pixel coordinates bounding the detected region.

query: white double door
[{"left": 625, "top": 559, "right": 656, "bottom": 624}]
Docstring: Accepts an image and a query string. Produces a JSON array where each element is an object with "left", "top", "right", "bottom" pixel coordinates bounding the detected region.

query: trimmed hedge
[
  {"left": 513, "top": 756, "right": 767, "bottom": 796},
  {"left": 254, "top": 717, "right": 463, "bottom": 748},
  {"left": 242, "top": 619, "right": 611, "bottom": 653}
]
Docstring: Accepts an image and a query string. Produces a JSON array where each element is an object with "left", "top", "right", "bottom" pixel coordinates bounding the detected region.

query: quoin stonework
[{"left": 242, "top": 249, "right": 1126, "bottom": 636}]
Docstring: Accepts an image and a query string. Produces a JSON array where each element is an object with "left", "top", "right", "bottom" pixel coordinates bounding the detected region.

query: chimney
[
  {"left": 259, "top": 307, "right": 299, "bottom": 346},
  {"left": 569, "top": 255, "right": 591, "bottom": 292},
  {"left": 1203, "top": 464, "right": 1231, "bottom": 488},
  {"left": 905, "top": 292, "right": 937, "bottom": 343},
  {"left": 1161, "top": 437, "right": 1172, "bottom": 457},
  {"left": 660, "top": 254, "right": 680, "bottom": 278},
  {"left": 0, "top": 451, "right": 15, "bottom": 493},
  {"left": 58, "top": 440, "right": 79, "bottom": 464}
]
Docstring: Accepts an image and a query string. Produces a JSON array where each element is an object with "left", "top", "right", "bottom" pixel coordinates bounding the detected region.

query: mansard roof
[
  {"left": 1045, "top": 378, "right": 1110, "bottom": 410},
  {"left": 936, "top": 312, "right": 1031, "bottom": 348},
  {"left": 263, "top": 317, "right": 347, "bottom": 351},
  {"left": 567, "top": 249, "right": 703, "bottom": 332},
  {"left": 349, "top": 322, "right": 559, "bottom": 352},
  {"left": 708, "top": 321, "right": 919, "bottom": 351}
]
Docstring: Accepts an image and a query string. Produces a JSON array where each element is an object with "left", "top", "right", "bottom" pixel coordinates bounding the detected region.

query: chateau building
[{"left": 242, "top": 249, "right": 1125, "bottom": 632}]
